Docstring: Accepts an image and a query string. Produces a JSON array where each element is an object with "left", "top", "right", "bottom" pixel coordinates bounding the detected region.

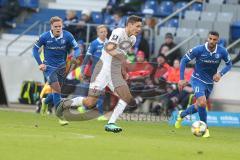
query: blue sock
[
  {"left": 44, "top": 94, "right": 53, "bottom": 104},
  {"left": 53, "top": 93, "right": 61, "bottom": 108},
  {"left": 180, "top": 104, "right": 197, "bottom": 118},
  {"left": 96, "top": 96, "right": 104, "bottom": 115},
  {"left": 198, "top": 106, "right": 207, "bottom": 124}
]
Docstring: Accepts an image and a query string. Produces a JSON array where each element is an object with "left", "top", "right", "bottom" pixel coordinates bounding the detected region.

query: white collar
[
  {"left": 97, "top": 38, "right": 108, "bottom": 44},
  {"left": 50, "top": 30, "right": 63, "bottom": 39},
  {"left": 205, "top": 42, "right": 217, "bottom": 55}
]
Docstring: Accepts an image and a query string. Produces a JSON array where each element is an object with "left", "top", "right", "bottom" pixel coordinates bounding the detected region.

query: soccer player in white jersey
[{"left": 56, "top": 15, "right": 142, "bottom": 132}]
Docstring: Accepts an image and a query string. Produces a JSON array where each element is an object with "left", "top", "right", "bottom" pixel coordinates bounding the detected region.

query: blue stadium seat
[
  {"left": 91, "top": 11, "right": 103, "bottom": 24},
  {"left": 191, "top": 3, "right": 203, "bottom": 11},
  {"left": 218, "top": 38, "right": 227, "bottom": 47},
  {"left": 174, "top": 1, "right": 188, "bottom": 17},
  {"left": 165, "top": 18, "right": 179, "bottom": 28},
  {"left": 0, "top": 0, "right": 7, "bottom": 6},
  {"left": 18, "top": 0, "right": 39, "bottom": 9},
  {"left": 7, "top": 8, "right": 67, "bottom": 35},
  {"left": 158, "top": 1, "right": 174, "bottom": 17},
  {"left": 142, "top": 0, "right": 158, "bottom": 13},
  {"left": 103, "top": 14, "right": 114, "bottom": 25}
]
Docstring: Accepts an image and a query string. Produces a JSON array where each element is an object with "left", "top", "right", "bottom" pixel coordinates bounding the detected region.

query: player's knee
[
  {"left": 83, "top": 97, "right": 97, "bottom": 108},
  {"left": 121, "top": 95, "right": 133, "bottom": 104},
  {"left": 198, "top": 100, "right": 207, "bottom": 107}
]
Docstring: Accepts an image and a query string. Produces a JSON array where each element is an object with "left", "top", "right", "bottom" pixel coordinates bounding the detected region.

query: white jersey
[
  {"left": 100, "top": 28, "right": 136, "bottom": 63},
  {"left": 89, "top": 28, "right": 136, "bottom": 95}
]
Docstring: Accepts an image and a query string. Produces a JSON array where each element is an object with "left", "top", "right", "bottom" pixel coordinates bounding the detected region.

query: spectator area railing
[
  {"left": 17, "top": 22, "right": 153, "bottom": 56},
  {"left": 154, "top": 0, "right": 204, "bottom": 53},
  {"left": 164, "top": 32, "right": 199, "bottom": 57},
  {"left": 227, "top": 38, "right": 240, "bottom": 51},
  {"left": 5, "top": 21, "right": 41, "bottom": 56},
  {"left": 154, "top": 0, "right": 203, "bottom": 35}
]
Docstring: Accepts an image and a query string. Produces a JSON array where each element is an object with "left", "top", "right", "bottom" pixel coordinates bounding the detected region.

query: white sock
[
  {"left": 71, "top": 97, "right": 84, "bottom": 106},
  {"left": 108, "top": 99, "right": 127, "bottom": 124}
]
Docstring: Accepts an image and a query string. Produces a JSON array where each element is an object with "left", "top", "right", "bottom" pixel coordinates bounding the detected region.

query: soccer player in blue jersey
[
  {"left": 80, "top": 25, "right": 108, "bottom": 120},
  {"left": 32, "top": 16, "right": 80, "bottom": 125},
  {"left": 175, "top": 31, "right": 232, "bottom": 137}
]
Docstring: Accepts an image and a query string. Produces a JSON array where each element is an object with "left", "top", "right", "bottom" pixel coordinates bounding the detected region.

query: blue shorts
[
  {"left": 190, "top": 77, "right": 213, "bottom": 99},
  {"left": 44, "top": 64, "right": 66, "bottom": 85}
]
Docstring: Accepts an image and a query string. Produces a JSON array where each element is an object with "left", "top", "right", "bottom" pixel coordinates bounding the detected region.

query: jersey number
[{"left": 195, "top": 86, "right": 200, "bottom": 93}]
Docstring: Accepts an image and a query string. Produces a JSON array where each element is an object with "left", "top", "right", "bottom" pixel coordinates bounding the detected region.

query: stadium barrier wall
[
  {"left": 210, "top": 68, "right": 240, "bottom": 112},
  {"left": 0, "top": 56, "right": 44, "bottom": 103},
  {"left": 211, "top": 69, "right": 240, "bottom": 102},
  {"left": 0, "top": 67, "right": 8, "bottom": 105},
  {"left": 169, "top": 111, "right": 240, "bottom": 127}
]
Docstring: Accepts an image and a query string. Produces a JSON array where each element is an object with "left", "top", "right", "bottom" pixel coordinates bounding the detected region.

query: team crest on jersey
[
  {"left": 111, "top": 35, "right": 119, "bottom": 41},
  {"left": 61, "top": 39, "right": 66, "bottom": 44},
  {"left": 119, "top": 40, "right": 132, "bottom": 50},
  {"left": 214, "top": 53, "right": 220, "bottom": 59},
  {"left": 186, "top": 49, "right": 192, "bottom": 56}
]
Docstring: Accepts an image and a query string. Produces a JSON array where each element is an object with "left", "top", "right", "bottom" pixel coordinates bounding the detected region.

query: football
[{"left": 191, "top": 121, "right": 207, "bottom": 137}]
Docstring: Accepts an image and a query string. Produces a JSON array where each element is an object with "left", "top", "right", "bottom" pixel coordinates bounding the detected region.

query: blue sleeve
[
  {"left": 180, "top": 47, "right": 199, "bottom": 80},
  {"left": 220, "top": 49, "right": 232, "bottom": 76},
  {"left": 32, "top": 35, "right": 45, "bottom": 65},
  {"left": 86, "top": 42, "right": 95, "bottom": 56},
  {"left": 67, "top": 32, "right": 80, "bottom": 58}
]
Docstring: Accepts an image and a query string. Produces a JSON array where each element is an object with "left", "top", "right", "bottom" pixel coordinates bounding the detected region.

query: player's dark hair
[
  {"left": 208, "top": 31, "right": 219, "bottom": 37},
  {"left": 126, "top": 15, "right": 142, "bottom": 25},
  {"left": 50, "top": 16, "right": 63, "bottom": 25}
]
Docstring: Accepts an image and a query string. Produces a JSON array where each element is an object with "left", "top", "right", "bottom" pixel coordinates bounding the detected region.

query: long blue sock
[
  {"left": 53, "top": 93, "right": 61, "bottom": 108},
  {"left": 180, "top": 104, "right": 197, "bottom": 118},
  {"left": 44, "top": 94, "right": 53, "bottom": 104},
  {"left": 96, "top": 96, "right": 104, "bottom": 115},
  {"left": 198, "top": 106, "right": 207, "bottom": 124}
]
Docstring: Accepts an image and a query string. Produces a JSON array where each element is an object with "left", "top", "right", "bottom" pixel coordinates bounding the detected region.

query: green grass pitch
[{"left": 0, "top": 110, "right": 239, "bottom": 160}]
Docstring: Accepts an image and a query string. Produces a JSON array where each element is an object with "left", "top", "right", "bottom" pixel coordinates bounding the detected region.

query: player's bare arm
[
  {"left": 178, "top": 79, "right": 188, "bottom": 90},
  {"left": 39, "top": 63, "right": 46, "bottom": 71},
  {"left": 104, "top": 42, "right": 118, "bottom": 56},
  {"left": 213, "top": 73, "right": 222, "bottom": 82}
]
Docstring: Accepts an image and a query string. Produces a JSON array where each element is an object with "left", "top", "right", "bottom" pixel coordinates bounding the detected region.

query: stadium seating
[
  {"left": 196, "top": 21, "right": 213, "bottom": 30},
  {"left": 217, "top": 12, "right": 233, "bottom": 22},
  {"left": 205, "top": 3, "right": 221, "bottom": 12},
  {"left": 179, "top": 19, "right": 197, "bottom": 28},
  {"left": 221, "top": 4, "right": 239, "bottom": 21},
  {"left": 191, "top": 2, "right": 203, "bottom": 11},
  {"left": 165, "top": 19, "right": 179, "bottom": 28},
  {"left": 48, "top": 0, "right": 107, "bottom": 12},
  {"left": 174, "top": 1, "right": 188, "bottom": 17},
  {"left": 18, "top": 0, "right": 39, "bottom": 9},
  {"left": 91, "top": 11, "right": 103, "bottom": 24},
  {"left": 209, "top": 0, "right": 224, "bottom": 4},
  {"left": 200, "top": 12, "right": 217, "bottom": 21},
  {"left": 8, "top": 8, "right": 79, "bottom": 35},
  {"left": 226, "top": 0, "right": 239, "bottom": 4},
  {"left": 158, "top": 1, "right": 174, "bottom": 17},
  {"left": 142, "top": 0, "right": 158, "bottom": 14},
  {"left": 103, "top": 14, "right": 114, "bottom": 25},
  {"left": 184, "top": 11, "right": 201, "bottom": 20}
]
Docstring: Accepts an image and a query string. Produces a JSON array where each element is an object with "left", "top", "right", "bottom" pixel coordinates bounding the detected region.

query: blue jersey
[
  {"left": 180, "top": 42, "right": 232, "bottom": 84},
  {"left": 82, "top": 38, "right": 107, "bottom": 73},
  {"left": 33, "top": 30, "right": 79, "bottom": 67}
]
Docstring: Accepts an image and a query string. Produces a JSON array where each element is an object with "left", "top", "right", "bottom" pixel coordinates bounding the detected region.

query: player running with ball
[{"left": 175, "top": 31, "right": 232, "bottom": 137}]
